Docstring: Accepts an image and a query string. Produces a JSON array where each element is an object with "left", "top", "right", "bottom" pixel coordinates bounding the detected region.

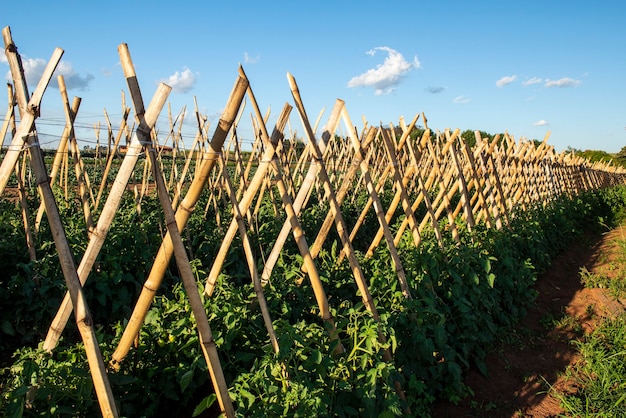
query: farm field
[{"left": 1, "top": 26, "right": 626, "bottom": 418}]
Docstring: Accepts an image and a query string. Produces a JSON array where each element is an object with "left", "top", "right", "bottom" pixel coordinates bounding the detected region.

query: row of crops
[{"left": 1, "top": 26, "right": 626, "bottom": 417}]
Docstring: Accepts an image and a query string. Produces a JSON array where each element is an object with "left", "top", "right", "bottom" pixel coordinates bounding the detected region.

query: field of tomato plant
[
  {"left": 2, "top": 174, "right": 626, "bottom": 417},
  {"left": 2, "top": 28, "right": 626, "bottom": 417}
]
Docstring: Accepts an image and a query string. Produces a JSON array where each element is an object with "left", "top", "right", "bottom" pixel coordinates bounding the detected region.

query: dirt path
[{"left": 431, "top": 226, "right": 626, "bottom": 418}]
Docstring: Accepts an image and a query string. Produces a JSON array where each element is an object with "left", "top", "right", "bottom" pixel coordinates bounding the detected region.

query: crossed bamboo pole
[
  {"left": 2, "top": 24, "right": 626, "bottom": 416},
  {"left": 109, "top": 66, "right": 248, "bottom": 371},
  {"left": 1, "top": 26, "right": 118, "bottom": 417}
]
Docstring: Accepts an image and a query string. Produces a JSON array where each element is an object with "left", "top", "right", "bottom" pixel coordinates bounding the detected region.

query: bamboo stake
[
  {"left": 58, "top": 77, "right": 95, "bottom": 235},
  {"left": 2, "top": 26, "right": 118, "bottom": 417},
  {"left": 203, "top": 102, "right": 292, "bottom": 296},
  {"left": 203, "top": 70, "right": 345, "bottom": 354},
  {"left": 42, "top": 55, "right": 172, "bottom": 352},
  {"left": 110, "top": 66, "right": 249, "bottom": 367},
  {"left": 0, "top": 83, "right": 15, "bottom": 149},
  {"left": 390, "top": 130, "right": 442, "bottom": 250},
  {"left": 287, "top": 73, "right": 408, "bottom": 409},
  {"left": 172, "top": 98, "right": 207, "bottom": 208},
  {"left": 255, "top": 100, "right": 343, "bottom": 289},
  {"left": 135, "top": 92, "right": 235, "bottom": 417},
  {"left": 219, "top": 154, "right": 279, "bottom": 354},
  {"left": 446, "top": 131, "right": 475, "bottom": 230},
  {"left": 340, "top": 110, "right": 411, "bottom": 298},
  {"left": 95, "top": 107, "right": 130, "bottom": 211},
  {"left": 427, "top": 131, "right": 461, "bottom": 243},
  {"left": 16, "top": 152, "right": 36, "bottom": 261}
]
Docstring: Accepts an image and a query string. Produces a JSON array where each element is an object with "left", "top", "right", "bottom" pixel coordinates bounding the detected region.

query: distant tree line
[{"left": 567, "top": 145, "right": 626, "bottom": 169}]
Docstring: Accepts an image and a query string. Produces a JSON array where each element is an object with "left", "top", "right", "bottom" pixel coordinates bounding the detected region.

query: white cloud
[
  {"left": 544, "top": 77, "right": 581, "bottom": 88},
  {"left": 347, "top": 46, "right": 420, "bottom": 95},
  {"left": 496, "top": 75, "right": 516, "bottom": 88},
  {"left": 425, "top": 86, "right": 446, "bottom": 94},
  {"left": 453, "top": 95, "right": 470, "bottom": 104},
  {"left": 3, "top": 56, "right": 93, "bottom": 91},
  {"left": 55, "top": 61, "right": 94, "bottom": 90},
  {"left": 162, "top": 67, "right": 196, "bottom": 93},
  {"left": 243, "top": 52, "right": 260, "bottom": 64},
  {"left": 523, "top": 77, "right": 543, "bottom": 87},
  {"left": 533, "top": 119, "right": 549, "bottom": 126}
]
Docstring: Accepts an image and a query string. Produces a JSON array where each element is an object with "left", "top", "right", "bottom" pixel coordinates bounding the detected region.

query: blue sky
[{"left": 1, "top": 1, "right": 625, "bottom": 153}]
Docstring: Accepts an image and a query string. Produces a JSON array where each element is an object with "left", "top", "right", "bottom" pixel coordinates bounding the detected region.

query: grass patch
[
  {"left": 553, "top": 314, "right": 626, "bottom": 417},
  {"left": 579, "top": 228, "right": 626, "bottom": 300}
]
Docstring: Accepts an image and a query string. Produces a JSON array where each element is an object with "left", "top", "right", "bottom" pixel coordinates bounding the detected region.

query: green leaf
[
  {"left": 180, "top": 369, "right": 194, "bottom": 392},
  {"left": 192, "top": 394, "right": 217, "bottom": 417},
  {"left": 1, "top": 320, "right": 15, "bottom": 336}
]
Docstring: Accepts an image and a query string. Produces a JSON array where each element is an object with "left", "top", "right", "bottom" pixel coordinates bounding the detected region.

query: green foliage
[{"left": 2, "top": 167, "right": 626, "bottom": 417}]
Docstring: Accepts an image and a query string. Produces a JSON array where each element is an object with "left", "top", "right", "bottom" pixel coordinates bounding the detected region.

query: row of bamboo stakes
[{"left": 2, "top": 26, "right": 626, "bottom": 417}]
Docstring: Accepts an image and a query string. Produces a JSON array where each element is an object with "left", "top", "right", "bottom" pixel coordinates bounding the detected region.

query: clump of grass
[
  {"left": 579, "top": 236, "right": 626, "bottom": 300},
  {"left": 553, "top": 314, "right": 626, "bottom": 416}
]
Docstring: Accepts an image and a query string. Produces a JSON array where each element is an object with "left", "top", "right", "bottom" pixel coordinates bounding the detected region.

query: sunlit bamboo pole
[
  {"left": 2, "top": 26, "right": 118, "bottom": 418},
  {"left": 256, "top": 100, "right": 343, "bottom": 288},
  {"left": 341, "top": 163, "right": 392, "bottom": 254},
  {"left": 58, "top": 76, "right": 95, "bottom": 235},
  {"left": 446, "top": 131, "right": 475, "bottom": 230},
  {"left": 42, "top": 81, "right": 171, "bottom": 352},
  {"left": 479, "top": 133, "right": 511, "bottom": 228},
  {"left": 288, "top": 73, "right": 408, "bottom": 408},
  {"left": 140, "top": 104, "right": 235, "bottom": 417},
  {"left": 396, "top": 131, "right": 446, "bottom": 251},
  {"left": 95, "top": 107, "right": 130, "bottom": 211},
  {"left": 0, "top": 31, "right": 61, "bottom": 195},
  {"left": 219, "top": 154, "right": 279, "bottom": 354},
  {"left": 460, "top": 136, "right": 494, "bottom": 229},
  {"left": 172, "top": 97, "right": 207, "bottom": 208},
  {"left": 0, "top": 83, "right": 15, "bottom": 149},
  {"left": 306, "top": 121, "right": 375, "bottom": 261},
  {"left": 110, "top": 66, "right": 249, "bottom": 367},
  {"left": 338, "top": 109, "right": 411, "bottom": 298},
  {"left": 16, "top": 153, "right": 36, "bottom": 261},
  {"left": 427, "top": 131, "right": 460, "bottom": 243},
  {"left": 365, "top": 126, "right": 421, "bottom": 257},
  {"left": 204, "top": 101, "right": 292, "bottom": 295}
]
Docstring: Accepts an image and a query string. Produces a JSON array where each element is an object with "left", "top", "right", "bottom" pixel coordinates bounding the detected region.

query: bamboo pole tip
[{"left": 286, "top": 72, "right": 297, "bottom": 89}]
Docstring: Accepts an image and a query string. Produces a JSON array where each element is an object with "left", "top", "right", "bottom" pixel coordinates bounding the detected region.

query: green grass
[{"left": 553, "top": 314, "right": 626, "bottom": 417}]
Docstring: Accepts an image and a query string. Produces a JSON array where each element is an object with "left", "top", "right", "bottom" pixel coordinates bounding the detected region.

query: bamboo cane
[
  {"left": 306, "top": 121, "right": 374, "bottom": 261},
  {"left": 2, "top": 26, "right": 119, "bottom": 417},
  {"left": 339, "top": 110, "right": 411, "bottom": 298},
  {"left": 201, "top": 70, "right": 345, "bottom": 353},
  {"left": 58, "top": 77, "right": 95, "bottom": 235},
  {"left": 447, "top": 131, "right": 475, "bottom": 230},
  {"left": 287, "top": 73, "right": 408, "bottom": 408},
  {"left": 219, "top": 155, "right": 279, "bottom": 354},
  {"left": 42, "top": 57, "right": 172, "bottom": 352},
  {"left": 427, "top": 131, "right": 461, "bottom": 243},
  {"left": 202, "top": 99, "right": 291, "bottom": 296},
  {"left": 95, "top": 107, "right": 130, "bottom": 211},
  {"left": 255, "top": 100, "right": 343, "bottom": 289},
  {"left": 0, "top": 33, "right": 62, "bottom": 195},
  {"left": 0, "top": 83, "right": 15, "bottom": 149},
  {"left": 16, "top": 153, "right": 37, "bottom": 261},
  {"left": 172, "top": 98, "right": 207, "bottom": 208},
  {"left": 138, "top": 98, "right": 235, "bottom": 417},
  {"left": 110, "top": 66, "right": 249, "bottom": 367}
]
